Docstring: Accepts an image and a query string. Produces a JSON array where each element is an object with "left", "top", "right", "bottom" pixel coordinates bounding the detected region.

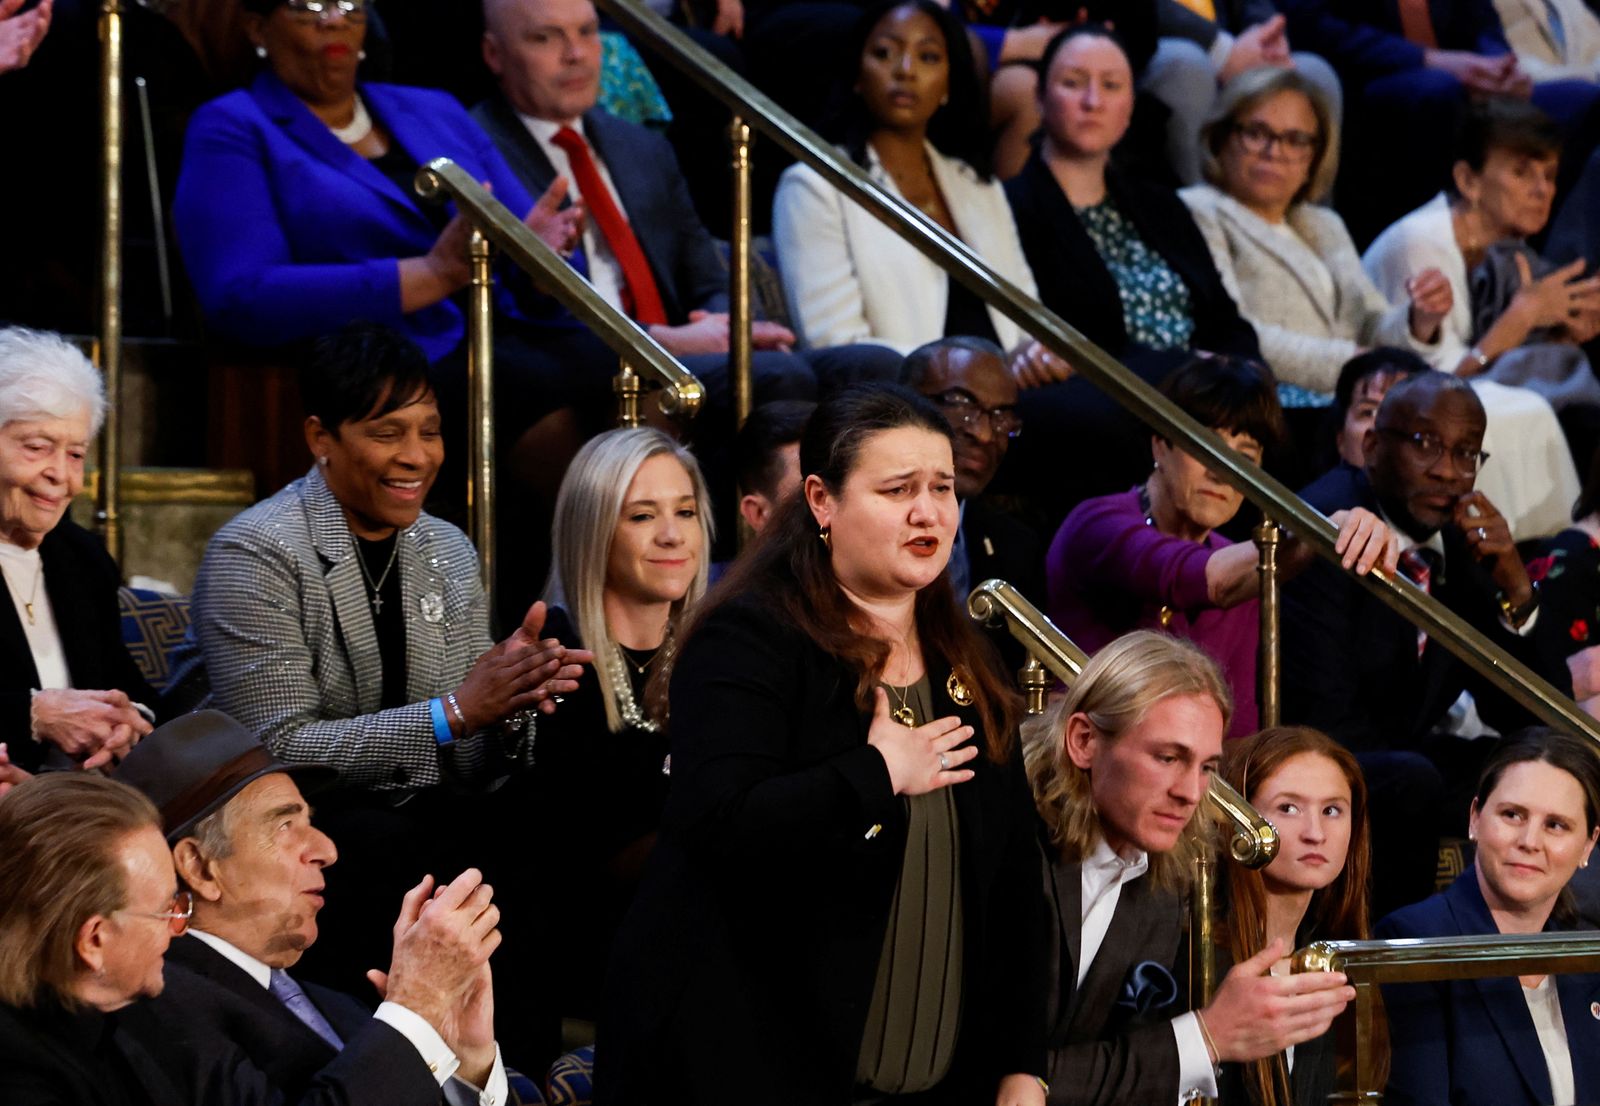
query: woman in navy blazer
[{"left": 1376, "top": 729, "right": 1600, "bottom": 1106}]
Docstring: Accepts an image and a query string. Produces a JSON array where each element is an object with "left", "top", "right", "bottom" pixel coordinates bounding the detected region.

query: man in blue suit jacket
[
  {"left": 472, "top": 0, "right": 901, "bottom": 414},
  {"left": 1283, "top": 0, "right": 1600, "bottom": 243}
]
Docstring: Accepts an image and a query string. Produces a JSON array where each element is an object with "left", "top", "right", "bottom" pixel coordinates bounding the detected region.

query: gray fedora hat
[{"left": 115, "top": 710, "right": 338, "bottom": 842}]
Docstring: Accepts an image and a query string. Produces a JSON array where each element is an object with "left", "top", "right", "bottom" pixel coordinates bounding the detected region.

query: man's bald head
[
  {"left": 1364, "top": 372, "right": 1488, "bottom": 538},
  {"left": 482, "top": 0, "right": 602, "bottom": 123}
]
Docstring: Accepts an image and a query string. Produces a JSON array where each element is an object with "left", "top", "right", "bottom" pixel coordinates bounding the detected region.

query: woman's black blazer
[
  {"left": 594, "top": 593, "right": 1048, "bottom": 1105},
  {"left": 1004, "top": 152, "right": 1260, "bottom": 361},
  {"left": 0, "top": 520, "right": 158, "bottom": 773}
]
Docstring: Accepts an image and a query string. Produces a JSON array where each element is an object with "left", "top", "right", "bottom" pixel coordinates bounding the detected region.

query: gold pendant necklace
[
  {"left": 1, "top": 557, "right": 41, "bottom": 626},
  {"left": 885, "top": 681, "right": 916, "bottom": 727}
]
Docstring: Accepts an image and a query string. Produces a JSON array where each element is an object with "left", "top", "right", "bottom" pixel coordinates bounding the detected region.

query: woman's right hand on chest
[{"left": 866, "top": 687, "right": 978, "bottom": 796}]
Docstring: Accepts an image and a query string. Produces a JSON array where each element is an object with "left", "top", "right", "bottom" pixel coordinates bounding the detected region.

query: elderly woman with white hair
[
  {"left": 0, "top": 327, "right": 154, "bottom": 778},
  {"left": 525, "top": 426, "right": 712, "bottom": 1022}
]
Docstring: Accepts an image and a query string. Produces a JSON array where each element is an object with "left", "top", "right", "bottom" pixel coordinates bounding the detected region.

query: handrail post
[
  {"left": 616, "top": 359, "right": 643, "bottom": 428},
  {"left": 1254, "top": 519, "right": 1282, "bottom": 727},
  {"left": 728, "top": 116, "right": 754, "bottom": 430},
  {"left": 97, "top": 0, "right": 125, "bottom": 565},
  {"left": 1328, "top": 982, "right": 1384, "bottom": 1103},
  {"left": 1190, "top": 853, "right": 1217, "bottom": 1106},
  {"left": 466, "top": 228, "right": 496, "bottom": 601},
  {"left": 1018, "top": 656, "right": 1049, "bottom": 715}
]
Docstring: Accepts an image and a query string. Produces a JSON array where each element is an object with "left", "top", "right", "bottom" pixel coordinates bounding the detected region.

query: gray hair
[
  {"left": 185, "top": 803, "right": 237, "bottom": 868},
  {"left": 1200, "top": 67, "right": 1341, "bottom": 208},
  {"left": 544, "top": 427, "right": 713, "bottom": 732},
  {"left": 0, "top": 327, "right": 108, "bottom": 436}
]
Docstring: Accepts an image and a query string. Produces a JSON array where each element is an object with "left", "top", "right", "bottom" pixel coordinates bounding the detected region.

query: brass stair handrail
[
  {"left": 602, "top": 0, "right": 1600, "bottom": 750},
  {"left": 413, "top": 158, "right": 705, "bottom": 418},
  {"left": 1293, "top": 931, "right": 1600, "bottom": 1100}
]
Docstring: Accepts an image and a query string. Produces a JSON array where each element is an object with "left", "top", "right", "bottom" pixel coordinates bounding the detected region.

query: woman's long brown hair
[
  {"left": 648, "top": 384, "right": 1022, "bottom": 761},
  {"left": 1219, "top": 727, "right": 1372, "bottom": 1106}
]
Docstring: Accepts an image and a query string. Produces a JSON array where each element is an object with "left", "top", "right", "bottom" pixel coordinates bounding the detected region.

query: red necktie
[
  {"left": 1398, "top": 0, "right": 1439, "bottom": 48},
  {"left": 550, "top": 126, "right": 668, "bottom": 326},
  {"left": 1399, "top": 546, "right": 1439, "bottom": 657}
]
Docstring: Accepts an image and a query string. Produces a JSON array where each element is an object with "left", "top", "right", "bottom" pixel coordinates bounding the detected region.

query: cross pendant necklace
[{"left": 354, "top": 537, "right": 400, "bottom": 615}]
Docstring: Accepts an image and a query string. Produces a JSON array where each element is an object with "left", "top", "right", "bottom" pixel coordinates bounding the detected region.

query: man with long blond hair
[{"left": 1023, "top": 631, "right": 1355, "bottom": 1106}]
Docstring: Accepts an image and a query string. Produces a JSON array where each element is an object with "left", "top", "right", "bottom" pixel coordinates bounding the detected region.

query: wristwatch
[{"left": 1498, "top": 581, "right": 1540, "bottom": 630}]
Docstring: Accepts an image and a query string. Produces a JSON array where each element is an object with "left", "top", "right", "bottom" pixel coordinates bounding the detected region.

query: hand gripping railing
[
  {"left": 600, "top": 0, "right": 1600, "bottom": 751},
  {"left": 410, "top": 158, "right": 704, "bottom": 597},
  {"left": 966, "top": 578, "right": 1279, "bottom": 1038},
  {"left": 1292, "top": 931, "right": 1600, "bottom": 1101}
]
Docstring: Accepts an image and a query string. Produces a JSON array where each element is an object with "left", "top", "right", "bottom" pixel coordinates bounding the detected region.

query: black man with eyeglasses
[
  {"left": 1283, "top": 371, "right": 1541, "bottom": 917},
  {"left": 900, "top": 336, "right": 1044, "bottom": 618}
]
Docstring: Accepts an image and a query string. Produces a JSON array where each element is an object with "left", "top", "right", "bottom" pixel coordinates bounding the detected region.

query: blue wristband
[{"left": 428, "top": 697, "right": 455, "bottom": 746}]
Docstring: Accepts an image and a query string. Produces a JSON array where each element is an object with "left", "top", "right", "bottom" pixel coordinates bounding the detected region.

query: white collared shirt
[
  {"left": 1076, "top": 838, "right": 1218, "bottom": 1104},
  {"left": 187, "top": 930, "right": 508, "bottom": 1105},
  {"left": 516, "top": 112, "right": 629, "bottom": 314}
]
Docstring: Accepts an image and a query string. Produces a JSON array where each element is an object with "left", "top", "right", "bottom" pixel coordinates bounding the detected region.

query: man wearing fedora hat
[{"left": 116, "top": 710, "right": 511, "bottom": 1106}]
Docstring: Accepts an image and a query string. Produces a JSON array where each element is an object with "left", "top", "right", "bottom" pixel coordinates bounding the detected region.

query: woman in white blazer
[
  {"left": 771, "top": 0, "right": 1053, "bottom": 376},
  {"left": 1179, "top": 67, "right": 1450, "bottom": 403}
]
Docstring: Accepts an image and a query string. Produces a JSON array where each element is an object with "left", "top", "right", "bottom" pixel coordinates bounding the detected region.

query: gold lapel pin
[{"left": 946, "top": 670, "right": 975, "bottom": 707}]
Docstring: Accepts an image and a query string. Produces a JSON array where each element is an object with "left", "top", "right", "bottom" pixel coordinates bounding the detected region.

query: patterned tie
[
  {"left": 269, "top": 969, "right": 344, "bottom": 1052},
  {"left": 550, "top": 125, "right": 668, "bottom": 325},
  {"left": 1399, "top": 546, "right": 1440, "bottom": 657},
  {"left": 1545, "top": 0, "right": 1568, "bottom": 55},
  {"left": 1397, "top": 0, "right": 1439, "bottom": 47},
  {"left": 1172, "top": 0, "right": 1217, "bottom": 18}
]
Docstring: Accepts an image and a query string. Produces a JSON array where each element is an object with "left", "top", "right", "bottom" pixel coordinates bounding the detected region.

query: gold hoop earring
[{"left": 819, "top": 526, "right": 831, "bottom": 550}]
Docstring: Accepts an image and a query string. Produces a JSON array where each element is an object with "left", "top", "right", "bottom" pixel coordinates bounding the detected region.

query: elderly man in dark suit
[
  {"left": 115, "top": 710, "right": 512, "bottom": 1106},
  {"left": 1282, "top": 371, "right": 1540, "bottom": 915},
  {"left": 899, "top": 336, "right": 1043, "bottom": 608},
  {"left": 471, "top": 0, "right": 900, "bottom": 409}
]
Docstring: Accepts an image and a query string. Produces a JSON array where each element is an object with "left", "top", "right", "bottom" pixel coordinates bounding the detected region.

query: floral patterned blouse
[
  {"left": 1076, "top": 198, "right": 1195, "bottom": 352},
  {"left": 1527, "top": 528, "right": 1600, "bottom": 693}
]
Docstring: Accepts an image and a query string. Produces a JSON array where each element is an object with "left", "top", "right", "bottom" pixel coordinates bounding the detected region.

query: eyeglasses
[
  {"left": 1232, "top": 120, "right": 1318, "bottom": 161},
  {"left": 1375, "top": 427, "right": 1491, "bottom": 475},
  {"left": 121, "top": 890, "right": 194, "bottom": 936},
  {"left": 284, "top": 0, "right": 368, "bottom": 22},
  {"left": 932, "top": 389, "right": 1022, "bottom": 440}
]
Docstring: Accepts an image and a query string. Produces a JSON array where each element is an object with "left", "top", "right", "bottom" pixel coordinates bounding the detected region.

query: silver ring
[
  {"left": 1477, "top": 527, "right": 1487, "bottom": 540},
  {"left": 938, "top": 753, "right": 950, "bottom": 771}
]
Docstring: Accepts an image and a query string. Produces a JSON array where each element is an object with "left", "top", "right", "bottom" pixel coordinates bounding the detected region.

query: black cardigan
[
  {"left": 594, "top": 593, "right": 1048, "bottom": 1105},
  {"left": 1004, "top": 152, "right": 1260, "bottom": 361},
  {"left": 0, "top": 520, "right": 158, "bottom": 773}
]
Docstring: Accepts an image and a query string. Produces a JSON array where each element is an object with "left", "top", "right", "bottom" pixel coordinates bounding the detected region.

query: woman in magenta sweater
[{"left": 1045, "top": 355, "right": 1396, "bottom": 736}]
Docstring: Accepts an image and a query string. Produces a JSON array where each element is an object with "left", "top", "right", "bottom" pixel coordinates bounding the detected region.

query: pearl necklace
[{"left": 328, "top": 96, "right": 373, "bottom": 145}]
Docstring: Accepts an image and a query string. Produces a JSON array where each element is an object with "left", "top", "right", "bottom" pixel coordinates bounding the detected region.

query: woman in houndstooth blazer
[{"left": 190, "top": 323, "right": 591, "bottom": 1072}]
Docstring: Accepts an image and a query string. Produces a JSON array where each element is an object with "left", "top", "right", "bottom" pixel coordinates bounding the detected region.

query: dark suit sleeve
[
  {"left": 75, "top": 526, "right": 162, "bottom": 716},
  {"left": 1045, "top": 1021, "right": 1183, "bottom": 1105},
  {"left": 1281, "top": 559, "right": 1390, "bottom": 750},
  {"left": 1281, "top": 0, "right": 1427, "bottom": 78},
  {"left": 1373, "top": 908, "right": 1454, "bottom": 1106},
  {"left": 665, "top": 601, "right": 903, "bottom": 860},
  {"left": 982, "top": 763, "right": 1051, "bottom": 1082},
  {"left": 643, "top": 131, "right": 730, "bottom": 318},
  {"left": 190, "top": 1020, "right": 443, "bottom": 1106},
  {"left": 1156, "top": 0, "right": 1222, "bottom": 47}
]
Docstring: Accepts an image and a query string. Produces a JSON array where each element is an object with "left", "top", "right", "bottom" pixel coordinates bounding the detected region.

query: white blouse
[
  {"left": 0, "top": 539, "right": 70, "bottom": 689},
  {"left": 1523, "top": 975, "right": 1576, "bottom": 1105}
]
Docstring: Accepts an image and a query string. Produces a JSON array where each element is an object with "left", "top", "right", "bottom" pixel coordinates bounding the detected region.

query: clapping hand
[{"left": 0, "top": 743, "right": 31, "bottom": 798}]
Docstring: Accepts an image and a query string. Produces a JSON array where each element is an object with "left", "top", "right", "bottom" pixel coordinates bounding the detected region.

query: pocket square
[{"left": 1115, "top": 960, "right": 1180, "bottom": 1018}]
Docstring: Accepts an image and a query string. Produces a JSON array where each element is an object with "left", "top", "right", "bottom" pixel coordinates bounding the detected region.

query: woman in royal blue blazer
[
  {"left": 1376, "top": 729, "right": 1600, "bottom": 1106},
  {"left": 173, "top": 0, "right": 609, "bottom": 470}
]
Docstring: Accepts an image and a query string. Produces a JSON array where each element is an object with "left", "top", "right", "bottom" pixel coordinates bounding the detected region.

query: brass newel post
[
  {"left": 615, "top": 359, "right": 643, "bottom": 428},
  {"left": 1254, "top": 519, "right": 1283, "bottom": 727},
  {"left": 728, "top": 116, "right": 754, "bottom": 430},
  {"left": 1190, "top": 850, "right": 1217, "bottom": 1106},
  {"left": 97, "top": 0, "right": 125, "bottom": 564},
  {"left": 1018, "top": 656, "right": 1049, "bottom": 715},
  {"left": 466, "top": 228, "right": 496, "bottom": 600}
]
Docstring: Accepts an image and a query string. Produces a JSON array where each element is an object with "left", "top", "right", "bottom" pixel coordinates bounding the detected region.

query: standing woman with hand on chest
[{"left": 595, "top": 385, "right": 1048, "bottom": 1106}]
